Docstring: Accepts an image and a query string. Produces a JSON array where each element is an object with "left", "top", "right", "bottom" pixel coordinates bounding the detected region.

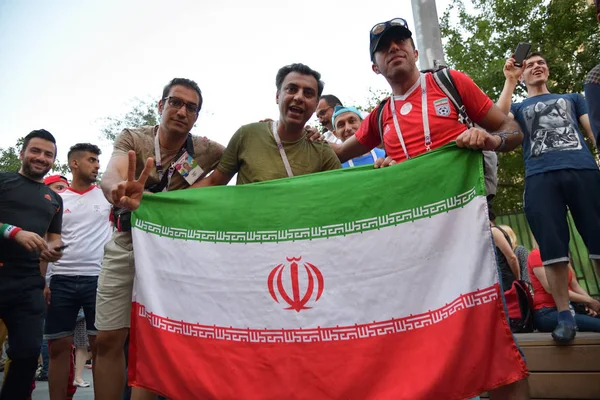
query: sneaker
[
  {"left": 36, "top": 372, "right": 49, "bottom": 381},
  {"left": 551, "top": 321, "right": 576, "bottom": 343},
  {"left": 73, "top": 380, "right": 90, "bottom": 388}
]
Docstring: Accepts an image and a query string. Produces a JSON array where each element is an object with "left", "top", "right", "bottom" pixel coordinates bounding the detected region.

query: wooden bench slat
[
  {"left": 522, "top": 345, "right": 600, "bottom": 372},
  {"left": 528, "top": 372, "right": 600, "bottom": 399},
  {"left": 515, "top": 332, "right": 600, "bottom": 346}
]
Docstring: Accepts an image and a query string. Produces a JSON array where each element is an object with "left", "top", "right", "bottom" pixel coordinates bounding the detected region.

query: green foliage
[
  {"left": 357, "top": 88, "right": 392, "bottom": 114},
  {"left": 99, "top": 97, "right": 159, "bottom": 142},
  {"left": 0, "top": 138, "right": 69, "bottom": 175},
  {"left": 440, "top": 0, "right": 600, "bottom": 213}
]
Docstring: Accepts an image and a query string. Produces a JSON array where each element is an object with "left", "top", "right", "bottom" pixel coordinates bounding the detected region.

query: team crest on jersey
[{"left": 434, "top": 98, "right": 451, "bottom": 117}]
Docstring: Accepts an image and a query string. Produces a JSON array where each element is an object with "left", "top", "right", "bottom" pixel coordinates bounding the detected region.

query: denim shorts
[
  {"left": 44, "top": 275, "right": 98, "bottom": 340},
  {"left": 524, "top": 168, "right": 600, "bottom": 265}
]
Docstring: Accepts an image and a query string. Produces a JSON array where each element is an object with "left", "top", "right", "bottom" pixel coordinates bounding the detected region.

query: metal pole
[{"left": 411, "top": 0, "right": 447, "bottom": 71}]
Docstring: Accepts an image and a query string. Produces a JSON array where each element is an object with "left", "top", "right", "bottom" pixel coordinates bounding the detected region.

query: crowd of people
[{"left": 1, "top": 6, "right": 600, "bottom": 399}]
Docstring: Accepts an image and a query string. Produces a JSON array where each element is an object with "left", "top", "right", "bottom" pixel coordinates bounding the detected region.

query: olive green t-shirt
[{"left": 217, "top": 122, "right": 342, "bottom": 185}]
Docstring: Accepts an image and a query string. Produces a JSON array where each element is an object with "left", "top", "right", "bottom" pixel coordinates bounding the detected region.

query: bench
[{"left": 483, "top": 332, "right": 600, "bottom": 399}]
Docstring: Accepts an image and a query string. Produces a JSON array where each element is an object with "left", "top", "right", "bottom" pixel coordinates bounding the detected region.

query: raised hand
[
  {"left": 110, "top": 150, "right": 154, "bottom": 211},
  {"left": 504, "top": 56, "right": 524, "bottom": 82}
]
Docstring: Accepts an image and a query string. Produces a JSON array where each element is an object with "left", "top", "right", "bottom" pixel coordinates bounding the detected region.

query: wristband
[
  {"left": 1, "top": 224, "right": 22, "bottom": 240},
  {"left": 494, "top": 132, "right": 506, "bottom": 152}
]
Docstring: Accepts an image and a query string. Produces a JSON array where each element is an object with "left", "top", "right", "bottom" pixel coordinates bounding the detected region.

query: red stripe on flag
[{"left": 129, "top": 285, "right": 527, "bottom": 400}]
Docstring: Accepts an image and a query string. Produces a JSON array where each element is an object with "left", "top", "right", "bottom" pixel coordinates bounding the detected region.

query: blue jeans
[
  {"left": 45, "top": 275, "right": 98, "bottom": 339},
  {"left": 535, "top": 307, "right": 600, "bottom": 332}
]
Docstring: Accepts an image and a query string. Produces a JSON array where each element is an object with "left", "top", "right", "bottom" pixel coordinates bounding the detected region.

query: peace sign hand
[{"left": 111, "top": 150, "right": 154, "bottom": 211}]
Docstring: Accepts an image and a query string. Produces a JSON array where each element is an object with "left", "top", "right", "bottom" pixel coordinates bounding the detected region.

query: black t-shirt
[{"left": 0, "top": 172, "right": 63, "bottom": 277}]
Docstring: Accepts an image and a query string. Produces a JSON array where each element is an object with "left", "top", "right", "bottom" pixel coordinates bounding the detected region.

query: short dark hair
[
  {"left": 67, "top": 143, "right": 101, "bottom": 161},
  {"left": 275, "top": 63, "right": 325, "bottom": 97},
  {"left": 524, "top": 52, "right": 547, "bottom": 65},
  {"left": 161, "top": 78, "right": 203, "bottom": 111},
  {"left": 319, "top": 94, "right": 343, "bottom": 108},
  {"left": 22, "top": 129, "right": 57, "bottom": 158}
]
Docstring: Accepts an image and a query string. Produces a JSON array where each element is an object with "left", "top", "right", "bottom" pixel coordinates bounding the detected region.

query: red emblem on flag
[{"left": 268, "top": 257, "right": 324, "bottom": 312}]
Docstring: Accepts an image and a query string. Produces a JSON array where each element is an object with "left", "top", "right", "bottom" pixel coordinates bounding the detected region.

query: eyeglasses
[
  {"left": 163, "top": 96, "right": 199, "bottom": 115},
  {"left": 316, "top": 107, "right": 332, "bottom": 119},
  {"left": 371, "top": 18, "right": 409, "bottom": 36}
]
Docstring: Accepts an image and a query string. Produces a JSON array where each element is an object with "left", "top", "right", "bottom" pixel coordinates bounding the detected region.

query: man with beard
[
  {"left": 331, "top": 105, "right": 384, "bottom": 167},
  {"left": 95, "top": 78, "right": 224, "bottom": 400},
  {"left": 45, "top": 143, "right": 112, "bottom": 399},
  {"left": 192, "top": 63, "right": 341, "bottom": 186},
  {"left": 0, "top": 129, "right": 64, "bottom": 400},
  {"left": 332, "top": 18, "right": 528, "bottom": 399},
  {"left": 316, "top": 94, "right": 343, "bottom": 144}
]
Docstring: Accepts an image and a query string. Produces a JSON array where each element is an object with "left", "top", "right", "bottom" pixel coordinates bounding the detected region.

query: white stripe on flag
[{"left": 132, "top": 196, "right": 496, "bottom": 330}]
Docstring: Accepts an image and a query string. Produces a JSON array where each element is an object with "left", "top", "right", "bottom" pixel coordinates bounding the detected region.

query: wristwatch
[{"left": 494, "top": 133, "right": 506, "bottom": 152}]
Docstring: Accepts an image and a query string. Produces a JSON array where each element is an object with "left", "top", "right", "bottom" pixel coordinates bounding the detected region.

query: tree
[
  {"left": 0, "top": 138, "right": 70, "bottom": 175},
  {"left": 356, "top": 88, "right": 392, "bottom": 114},
  {"left": 440, "top": 0, "right": 600, "bottom": 213},
  {"left": 99, "top": 97, "right": 159, "bottom": 142}
]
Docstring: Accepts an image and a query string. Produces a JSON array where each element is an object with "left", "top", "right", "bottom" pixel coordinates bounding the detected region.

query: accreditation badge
[{"left": 174, "top": 151, "right": 204, "bottom": 185}]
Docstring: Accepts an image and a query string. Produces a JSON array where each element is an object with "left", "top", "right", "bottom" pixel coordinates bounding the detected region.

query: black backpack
[{"left": 504, "top": 280, "right": 535, "bottom": 333}]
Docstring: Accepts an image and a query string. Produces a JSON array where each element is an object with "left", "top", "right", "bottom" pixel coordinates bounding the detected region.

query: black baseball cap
[{"left": 369, "top": 18, "right": 412, "bottom": 61}]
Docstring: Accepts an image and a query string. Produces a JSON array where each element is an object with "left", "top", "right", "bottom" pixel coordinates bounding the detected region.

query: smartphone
[
  {"left": 513, "top": 42, "right": 531, "bottom": 67},
  {"left": 54, "top": 245, "right": 69, "bottom": 251}
]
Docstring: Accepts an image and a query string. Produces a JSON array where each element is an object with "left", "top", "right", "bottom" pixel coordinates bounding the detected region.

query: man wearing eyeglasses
[
  {"left": 94, "top": 78, "right": 225, "bottom": 400},
  {"left": 331, "top": 18, "right": 529, "bottom": 399},
  {"left": 316, "top": 94, "right": 343, "bottom": 144}
]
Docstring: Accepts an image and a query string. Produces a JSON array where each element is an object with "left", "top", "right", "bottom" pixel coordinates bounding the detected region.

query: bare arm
[
  {"left": 579, "top": 114, "right": 597, "bottom": 148},
  {"left": 475, "top": 104, "right": 524, "bottom": 152},
  {"left": 492, "top": 228, "right": 520, "bottom": 280},
  {"left": 332, "top": 136, "right": 372, "bottom": 163},
  {"left": 40, "top": 260, "right": 48, "bottom": 279},
  {"left": 101, "top": 154, "right": 130, "bottom": 205},
  {"left": 497, "top": 57, "right": 523, "bottom": 116},
  {"left": 191, "top": 169, "right": 234, "bottom": 188}
]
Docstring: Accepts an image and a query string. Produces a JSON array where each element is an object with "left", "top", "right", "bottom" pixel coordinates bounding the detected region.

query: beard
[{"left": 22, "top": 159, "right": 52, "bottom": 180}]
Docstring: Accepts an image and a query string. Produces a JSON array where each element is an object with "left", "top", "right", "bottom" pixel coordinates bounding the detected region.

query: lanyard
[
  {"left": 347, "top": 150, "right": 379, "bottom": 167},
  {"left": 271, "top": 121, "right": 294, "bottom": 177},
  {"left": 389, "top": 73, "right": 432, "bottom": 160},
  {"left": 154, "top": 129, "right": 188, "bottom": 192}
]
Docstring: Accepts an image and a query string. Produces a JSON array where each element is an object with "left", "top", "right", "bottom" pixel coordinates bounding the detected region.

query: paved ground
[{"left": 0, "top": 367, "right": 94, "bottom": 400}]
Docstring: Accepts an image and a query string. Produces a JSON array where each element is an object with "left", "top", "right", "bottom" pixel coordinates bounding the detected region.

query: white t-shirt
[
  {"left": 50, "top": 186, "right": 112, "bottom": 276},
  {"left": 323, "top": 130, "right": 342, "bottom": 145}
]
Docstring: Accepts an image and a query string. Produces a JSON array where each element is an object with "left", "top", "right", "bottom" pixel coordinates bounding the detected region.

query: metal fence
[{"left": 497, "top": 212, "right": 600, "bottom": 298}]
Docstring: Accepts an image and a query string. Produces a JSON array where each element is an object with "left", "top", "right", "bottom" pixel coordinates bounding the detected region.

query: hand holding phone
[
  {"left": 54, "top": 244, "right": 69, "bottom": 252},
  {"left": 513, "top": 42, "right": 531, "bottom": 67}
]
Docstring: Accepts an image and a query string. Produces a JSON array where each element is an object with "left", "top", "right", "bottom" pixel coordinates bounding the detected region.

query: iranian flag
[{"left": 129, "top": 145, "right": 528, "bottom": 400}]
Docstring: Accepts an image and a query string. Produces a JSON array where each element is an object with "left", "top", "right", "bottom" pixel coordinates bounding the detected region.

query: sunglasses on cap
[{"left": 371, "top": 18, "right": 409, "bottom": 36}]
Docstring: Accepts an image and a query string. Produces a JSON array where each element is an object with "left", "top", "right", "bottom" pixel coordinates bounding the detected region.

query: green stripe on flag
[{"left": 132, "top": 144, "right": 485, "bottom": 242}]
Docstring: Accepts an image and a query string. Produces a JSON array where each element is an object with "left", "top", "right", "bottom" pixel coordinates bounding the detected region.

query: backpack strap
[
  {"left": 432, "top": 69, "right": 474, "bottom": 128},
  {"left": 376, "top": 98, "right": 389, "bottom": 155}
]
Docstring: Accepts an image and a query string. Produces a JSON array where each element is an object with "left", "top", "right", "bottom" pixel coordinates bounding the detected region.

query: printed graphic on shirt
[
  {"left": 524, "top": 98, "right": 582, "bottom": 157},
  {"left": 434, "top": 98, "right": 451, "bottom": 117}
]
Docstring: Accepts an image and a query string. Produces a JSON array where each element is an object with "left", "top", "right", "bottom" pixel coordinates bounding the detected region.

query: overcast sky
[{"left": 0, "top": 0, "right": 451, "bottom": 168}]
